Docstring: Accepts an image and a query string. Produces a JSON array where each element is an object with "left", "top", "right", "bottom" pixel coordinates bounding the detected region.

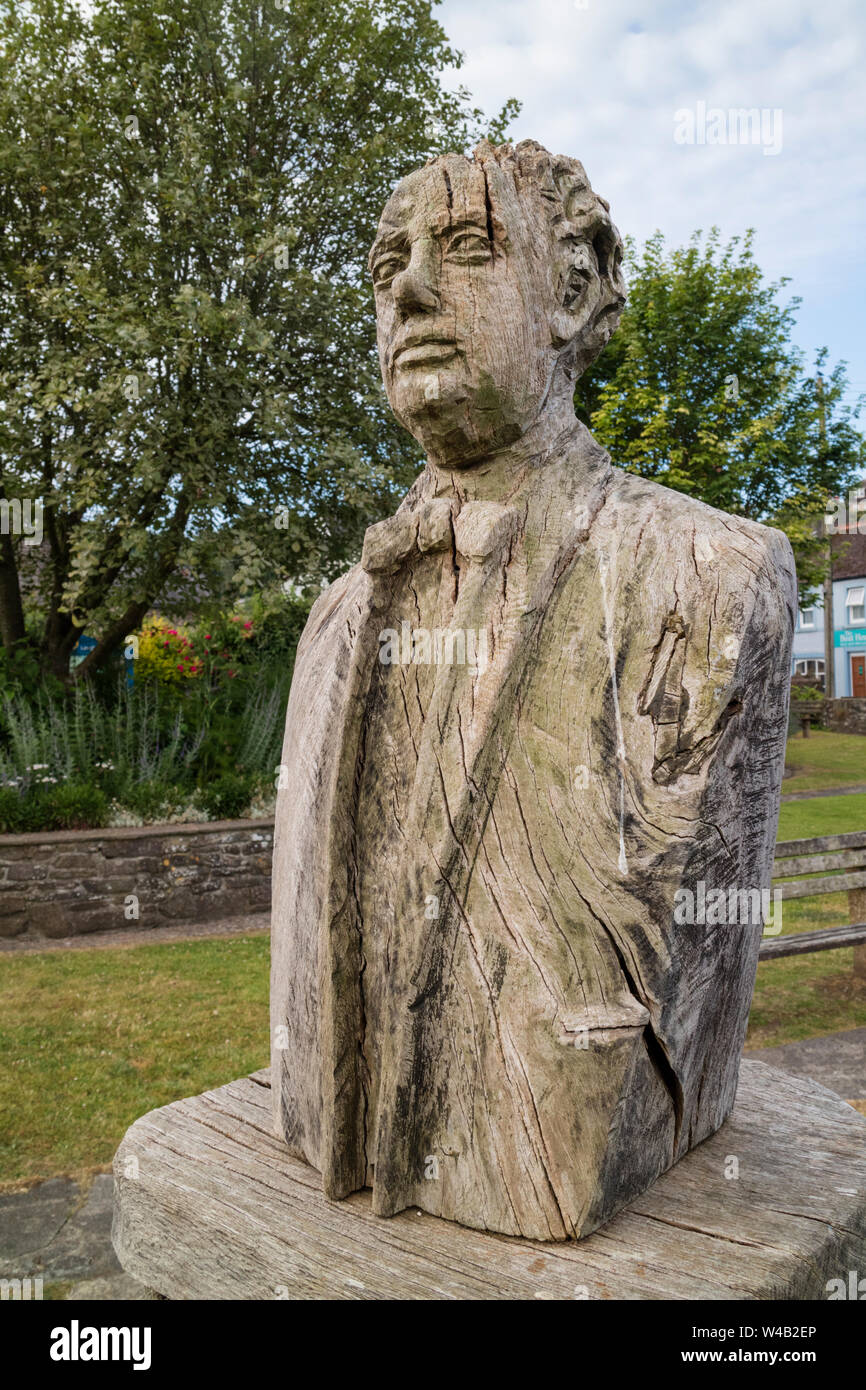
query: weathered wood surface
[
  {"left": 851, "top": 886, "right": 866, "bottom": 981},
  {"left": 271, "top": 139, "right": 797, "bottom": 1242},
  {"left": 759, "top": 921, "right": 866, "bottom": 959},
  {"left": 112, "top": 1060, "right": 866, "bottom": 1301},
  {"left": 772, "top": 831, "right": 866, "bottom": 900},
  {"left": 774, "top": 848, "right": 866, "bottom": 878},
  {"left": 774, "top": 830, "right": 866, "bottom": 860},
  {"left": 777, "top": 871, "right": 866, "bottom": 900},
  {"left": 768, "top": 836, "right": 866, "bottom": 974}
]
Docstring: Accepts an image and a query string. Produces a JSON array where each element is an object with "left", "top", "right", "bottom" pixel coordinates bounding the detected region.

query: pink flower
[{"left": 243, "top": 621, "right": 252, "bottom": 630}]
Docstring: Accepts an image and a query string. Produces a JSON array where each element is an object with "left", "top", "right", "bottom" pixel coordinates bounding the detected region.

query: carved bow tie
[{"left": 361, "top": 498, "right": 517, "bottom": 575}]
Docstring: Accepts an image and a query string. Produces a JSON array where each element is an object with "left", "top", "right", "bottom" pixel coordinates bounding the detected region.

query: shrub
[
  {"left": 0, "top": 786, "right": 24, "bottom": 832},
  {"left": 195, "top": 772, "right": 256, "bottom": 821},
  {"left": 790, "top": 684, "right": 825, "bottom": 701},
  {"left": 48, "top": 783, "right": 110, "bottom": 829},
  {"left": 134, "top": 617, "right": 203, "bottom": 686},
  {"left": 120, "top": 781, "right": 186, "bottom": 823},
  {"left": 0, "top": 783, "right": 109, "bottom": 833},
  {"left": 0, "top": 638, "right": 63, "bottom": 702}
]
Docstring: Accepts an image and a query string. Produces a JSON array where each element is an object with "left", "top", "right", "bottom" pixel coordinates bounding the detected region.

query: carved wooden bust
[{"left": 270, "top": 140, "right": 796, "bottom": 1240}]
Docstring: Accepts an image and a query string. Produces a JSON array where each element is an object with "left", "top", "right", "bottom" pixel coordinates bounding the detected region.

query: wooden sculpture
[{"left": 270, "top": 140, "right": 796, "bottom": 1240}]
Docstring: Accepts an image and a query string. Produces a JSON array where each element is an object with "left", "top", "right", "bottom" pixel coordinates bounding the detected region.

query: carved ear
[
  {"left": 544, "top": 162, "right": 626, "bottom": 364},
  {"left": 550, "top": 240, "right": 602, "bottom": 347},
  {"left": 551, "top": 224, "right": 625, "bottom": 366}
]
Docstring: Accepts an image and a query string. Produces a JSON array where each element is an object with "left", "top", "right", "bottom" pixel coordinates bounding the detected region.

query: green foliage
[
  {"left": 0, "top": 639, "right": 63, "bottom": 701},
  {"left": 790, "top": 684, "right": 825, "bottom": 701},
  {"left": 242, "top": 590, "right": 314, "bottom": 665},
  {"left": 184, "top": 659, "right": 292, "bottom": 781},
  {"left": 195, "top": 771, "right": 257, "bottom": 821},
  {"left": 120, "top": 781, "right": 187, "bottom": 823},
  {"left": 120, "top": 595, "right": 306, "bottom": 784},
  {"left": 0, "top": 583, "right": 303, "bottom": 824},
  {"left": 0, "top": 781, "right": 109, "bottom": 832},
  {"left": 0, "top": 633, "right": 291, "bottom": 821},
  {"left": 0, "top": 679, "right": 204, "bottom": 797},
  {"left": 0, "top": 0, "right": 515, "bottom": 682},
  {"left": 577, "top": 231, "right": 865, "bottom": 598}
]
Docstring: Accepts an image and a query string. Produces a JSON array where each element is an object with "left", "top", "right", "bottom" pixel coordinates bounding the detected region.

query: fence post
[{"left": 848, "top": 886, "right": 866, "bottom": 981}]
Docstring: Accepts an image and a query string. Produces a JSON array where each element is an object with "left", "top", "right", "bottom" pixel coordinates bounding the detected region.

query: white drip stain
[{"left": 599, "top": 558, "right": 629, "bottom": 875}]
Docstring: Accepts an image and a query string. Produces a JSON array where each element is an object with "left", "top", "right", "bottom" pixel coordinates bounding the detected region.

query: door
[{"left": 852, "top": 654, "right": 866, "bottom": 698}]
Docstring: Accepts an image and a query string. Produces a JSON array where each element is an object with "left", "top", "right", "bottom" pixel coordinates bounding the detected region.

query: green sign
[{"left": 835, "top": 627, "right": 866, "bottom": 648}]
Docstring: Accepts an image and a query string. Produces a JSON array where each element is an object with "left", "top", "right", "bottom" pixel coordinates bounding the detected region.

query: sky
[{"left": 438, "top": 0, "right": 866, "bottom": 406}]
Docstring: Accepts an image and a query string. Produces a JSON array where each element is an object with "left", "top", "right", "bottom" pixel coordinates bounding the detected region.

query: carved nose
[{"left": 392, "top": 265, "right": 439, "bottom": 316}]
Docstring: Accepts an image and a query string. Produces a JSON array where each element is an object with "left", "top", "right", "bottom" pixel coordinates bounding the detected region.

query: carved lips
[{"left": 392, "top": 333, "right": 459, "bottom": 370}]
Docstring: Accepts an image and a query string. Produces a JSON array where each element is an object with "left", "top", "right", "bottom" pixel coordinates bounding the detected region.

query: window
[
  {"left": 846, "top": 586, "right": 866, "bottom": 624},
  {"left": 799, "top": 607, "right": 816, "bottom": 629},
  {"left": 795, "top": 659, "right": 824, "bottom": 677}
]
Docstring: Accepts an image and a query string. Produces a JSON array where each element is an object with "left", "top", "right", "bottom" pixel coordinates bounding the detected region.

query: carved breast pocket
[{"left": 639, "top": 612, "right": 743, "bottom": 786}]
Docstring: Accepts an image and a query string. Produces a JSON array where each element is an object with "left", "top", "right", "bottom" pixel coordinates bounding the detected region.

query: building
[{"left": 791, "top": 531, "right": 866, "bottom": 697}]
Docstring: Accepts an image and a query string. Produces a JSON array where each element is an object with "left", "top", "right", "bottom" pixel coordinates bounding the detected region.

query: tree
[
  {"left": 0, "top": 0, "right": 517, "bottom": 680},
  {"left": 576, "top": 229, "right": 865, "bottom": 598}
]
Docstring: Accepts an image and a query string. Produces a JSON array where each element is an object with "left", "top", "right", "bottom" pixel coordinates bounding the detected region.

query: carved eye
[
  {"left": 445, "top": 231, "right": 491, "bottom": 264},
  {"left": 372, "top": 254, "right": 407, "bottom": 289}
]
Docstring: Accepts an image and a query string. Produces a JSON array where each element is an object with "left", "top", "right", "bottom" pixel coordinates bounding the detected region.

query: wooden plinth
[{"left": 112, "top": 1060, "right": 866, "bottom": 1301}]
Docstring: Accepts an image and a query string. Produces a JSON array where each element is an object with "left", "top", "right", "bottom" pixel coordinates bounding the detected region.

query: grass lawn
[
  {"left": 0, "top": 934, "right": 268, "bottom": 1187},
  {"left": 782, "top": 728, "right": 866, "bottom": 794},
  {"left": 777, "top": 791, "right": 866, "bottom": 841},
  {"left": 748, "top": 948, "right": 866, "bottom": 1051}
]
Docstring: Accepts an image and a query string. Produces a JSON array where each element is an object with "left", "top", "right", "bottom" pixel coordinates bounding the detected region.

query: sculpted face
[{"left": 369, "top": 144, "right": 624, "bottom": 469}]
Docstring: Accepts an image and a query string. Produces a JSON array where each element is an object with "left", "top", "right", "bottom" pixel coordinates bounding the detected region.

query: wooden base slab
[{"left": 112, "top": 1060, "right": 866, "bottom": 1300}]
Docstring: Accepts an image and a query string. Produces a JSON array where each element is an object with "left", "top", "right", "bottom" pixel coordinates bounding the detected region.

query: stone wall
[
  {"left": 825, "top": 698, "right": 866, "bottom": 735},
  {"left": 0, "top": 819, "right": 274, "bottom": 941}
]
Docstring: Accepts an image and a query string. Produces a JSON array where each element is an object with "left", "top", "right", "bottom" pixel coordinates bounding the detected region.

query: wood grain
[{"left": 759, "top": 921, "right": 866, "bottom": 959}]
